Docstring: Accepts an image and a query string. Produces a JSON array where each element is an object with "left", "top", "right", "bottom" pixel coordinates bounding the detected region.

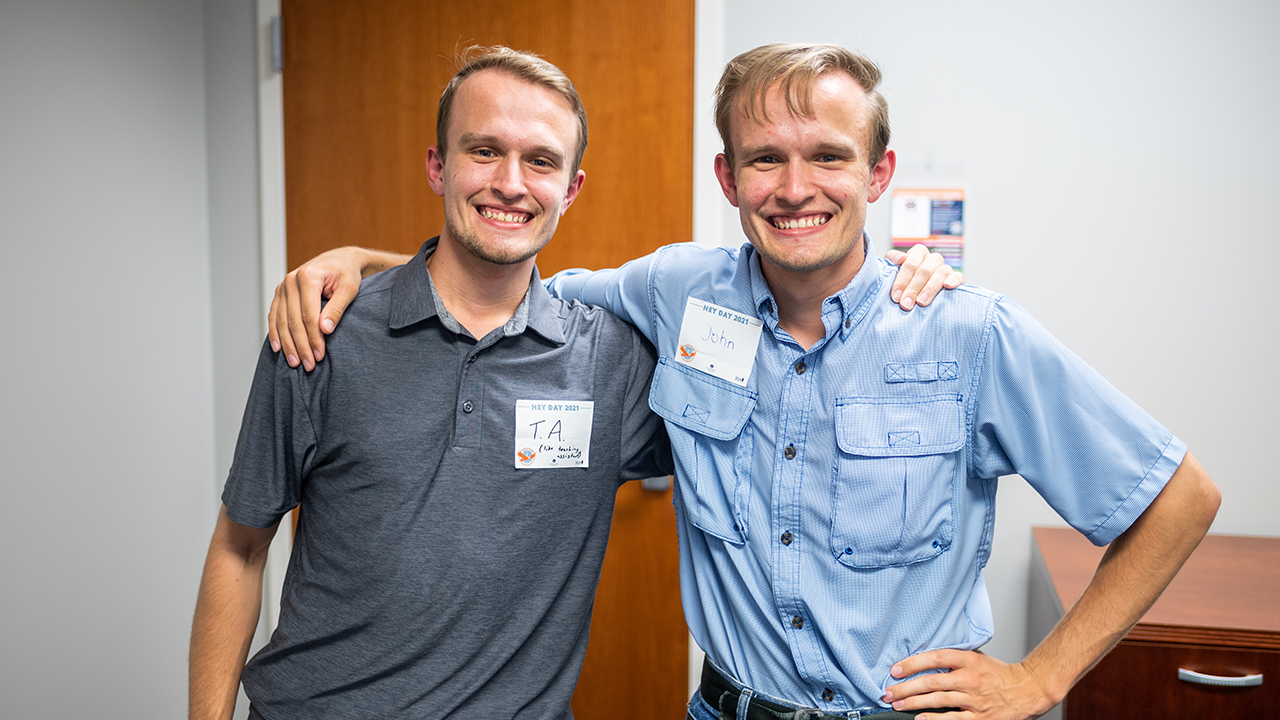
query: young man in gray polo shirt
[{"left": 189, "top": 48, "right": 672, "bottom": 719}]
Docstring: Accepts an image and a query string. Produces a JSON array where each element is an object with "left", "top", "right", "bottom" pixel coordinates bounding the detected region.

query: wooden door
[{"left": 279, "top": 2, "right": 693, "bottom": 717}]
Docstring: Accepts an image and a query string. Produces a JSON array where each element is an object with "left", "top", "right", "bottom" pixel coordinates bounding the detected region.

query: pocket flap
[
  {"left": 835, "top": 394, "right": 964, "bottom": 456},
  {"left": 650, "top": 357, "right": 756, "bottom": 441}
]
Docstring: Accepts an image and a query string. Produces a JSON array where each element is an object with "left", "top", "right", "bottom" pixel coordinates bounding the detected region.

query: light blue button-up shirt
[{"left": 547, "top": 237, "right": 1186, "bottom": 712}]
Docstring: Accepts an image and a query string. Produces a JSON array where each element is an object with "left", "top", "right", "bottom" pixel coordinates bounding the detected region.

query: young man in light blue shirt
[{"left": 269, "top": 43, "right": 1219, "bottom": 720}]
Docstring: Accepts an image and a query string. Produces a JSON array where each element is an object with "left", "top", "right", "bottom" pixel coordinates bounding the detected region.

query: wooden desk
[{"left": 1030, "top": 527, "right": 1279, "bottom": 718}]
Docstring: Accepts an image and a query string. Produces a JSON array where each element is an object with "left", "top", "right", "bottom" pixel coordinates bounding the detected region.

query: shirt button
[
  {"left": 844, "top": 318, "right": 852, "bottom": 329},
  {"left": 791, "top": 615, "right": 804, "bottom": 629},
  {"left": 780, "top": 531, "right": 793, "bottom": 546},
  {"left": 822, "top": 688, "right": 834, "bottom": 702},
  {"left": 462, "top": 400, "right": 474, "bottom": 413},
  {"left": 783, "top": 444, "right": 797, "bottom": 460},
  {"left": 795, "top": 360, "right": 806, "bottom": 375}
]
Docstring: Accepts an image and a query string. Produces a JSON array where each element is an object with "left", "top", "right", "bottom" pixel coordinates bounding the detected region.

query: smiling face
[
  {"left": 427, "top": 69, "right": 585, "bottom": 266},
  {"left": 714, "top": 70, "right": 895, "bottom": 286}
]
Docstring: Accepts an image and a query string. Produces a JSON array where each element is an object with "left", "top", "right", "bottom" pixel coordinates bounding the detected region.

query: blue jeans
[{"left": 687, "top": 690, "right": 720, "bottom": 720}]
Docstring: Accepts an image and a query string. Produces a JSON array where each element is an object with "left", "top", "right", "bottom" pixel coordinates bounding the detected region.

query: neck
[
  {"left": 762, "top": 237, "right": 865, "bottom": 351},
  {"left": 428, "top": 234, "right": 536, "bottom": 338}
]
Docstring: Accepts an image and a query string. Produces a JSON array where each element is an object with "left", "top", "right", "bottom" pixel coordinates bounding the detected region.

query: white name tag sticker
[
  {"left": 676, "top": 297, "right": 763, "bottom": 386},
  {"left": 514, "top": 400, "right": 594, "bottom": 469}
]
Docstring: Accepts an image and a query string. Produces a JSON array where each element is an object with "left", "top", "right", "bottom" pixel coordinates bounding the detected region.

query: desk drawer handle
[{"left": 1177, "top": 668, "right": 1263, "bottom": 687}]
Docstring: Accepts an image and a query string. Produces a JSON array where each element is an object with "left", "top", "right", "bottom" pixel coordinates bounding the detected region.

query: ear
[
  {"left": 713, "top": 154, "right": 741, "bottom": 207},
  {"left": 559, "top": 169, "right": 587, "bottom": 216},
  {"left": 426, "top": 146, "right": 446, "bottom": 197},
  {"left": 866, "top": 148, "right": 896, "bottom": 204}
]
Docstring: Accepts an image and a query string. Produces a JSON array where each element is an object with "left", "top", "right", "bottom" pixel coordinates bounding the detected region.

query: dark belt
[{"left": 700, "top": 659, "right": 956, "bottom": 720}]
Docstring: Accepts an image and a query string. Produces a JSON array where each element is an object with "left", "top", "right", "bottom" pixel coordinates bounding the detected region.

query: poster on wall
[{"left": 890, "top": 188, "right": 964, "bottom": 272}]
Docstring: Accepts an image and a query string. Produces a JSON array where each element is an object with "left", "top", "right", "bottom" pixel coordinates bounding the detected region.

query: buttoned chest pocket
[
  {"left": 650, "top": 358, "right": 756, "bottom": 544},
  {"left": 830, "top": 394, "right": 964, "bottom": 568}
]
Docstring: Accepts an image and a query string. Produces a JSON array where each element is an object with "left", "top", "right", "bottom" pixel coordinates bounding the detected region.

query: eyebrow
[{"left": 457, "top": 133, "right": 566, "bottom": 164}]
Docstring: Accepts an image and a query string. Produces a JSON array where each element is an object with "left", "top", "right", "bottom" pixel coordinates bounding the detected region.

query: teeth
[
  {"left": 481, "top": 209, "right": 530, "bottom": 224},
  {"left": 774, "top": 216, "right": 828, "bottom": 230}
]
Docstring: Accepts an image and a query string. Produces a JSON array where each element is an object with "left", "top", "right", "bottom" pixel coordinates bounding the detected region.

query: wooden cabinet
[{"left": 1030, "top": 527, "right": 1279, "bottom": 718}]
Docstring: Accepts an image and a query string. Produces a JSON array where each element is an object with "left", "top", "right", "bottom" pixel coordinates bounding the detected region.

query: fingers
[
  {"left": 296, "top": 266, "right": 328, "bottom": 367},
  {"left": 913, "top": 263, "right": 954, "bottom": 308},
  {"left": 282, "top": 271, "right": 317, "bottom": 371},
  {"left": 268, "top": 282, "right": 283, "bottom": 353},
  {"left": 272, "top": 278, "right": 302, "bottom": 368},
  {"left": 891, "top": 244, "right": 938, "bottom": 310},
  {"left": 884, "top": 672, "right": 972, "bottom": 715}
]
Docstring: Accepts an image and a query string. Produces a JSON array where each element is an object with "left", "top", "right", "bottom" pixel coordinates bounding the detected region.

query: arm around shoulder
[
  {"left": 269, "top": 246, "right": 413, "bottom": 371},
  {"left": 189, "top": 505, "right": 280, "bottom": 720}
]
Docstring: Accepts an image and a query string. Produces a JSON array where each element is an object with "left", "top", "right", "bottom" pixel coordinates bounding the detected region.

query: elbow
[
  {"left": 1181, "top": 451, "right": 1221, "bottom": 533},
  {"left": 1197, "top": 474, "right": 1222, "bottom": 530}
]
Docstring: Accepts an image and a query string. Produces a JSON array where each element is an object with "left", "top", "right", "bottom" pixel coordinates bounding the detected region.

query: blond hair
[
  {"left": 714, "top": 43, "right": 890, "bottom": 170},
  {"left": 437, "top": 45, "right": 589, "bottom": 173}
]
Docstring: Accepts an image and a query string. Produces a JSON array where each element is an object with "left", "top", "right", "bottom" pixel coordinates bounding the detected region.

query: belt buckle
[{"left": 792, "top": 711, "right": 860, "bottom": 720}]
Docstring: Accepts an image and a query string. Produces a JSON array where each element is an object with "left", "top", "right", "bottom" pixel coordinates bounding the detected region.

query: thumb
[{"left": 320, "top": 289, "right": 355, "bottom": 335}]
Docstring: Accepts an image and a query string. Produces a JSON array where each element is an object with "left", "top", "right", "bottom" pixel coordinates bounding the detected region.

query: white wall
[
  {"left": 708, "top": 0, "right": 1280, "bottom": 664},
  {"left": 0, "top": 0, "right": 264, "bottom": 716}
]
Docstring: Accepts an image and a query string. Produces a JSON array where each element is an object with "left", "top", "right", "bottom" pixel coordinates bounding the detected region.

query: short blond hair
[
  {"left": 714, "top": 43, "right": 890, "bottom": 170},
  {"left": 436, "top": 45, "right": 589, "bottom": 174}
]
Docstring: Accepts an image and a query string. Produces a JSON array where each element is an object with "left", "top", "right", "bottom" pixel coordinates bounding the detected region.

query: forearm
[
  {"left": 1022, "top": 452, "right": 1221, "bottom": 705},
  {"left": 189, "top": 510, "right": 276, "bottom": 720},
  {"left": 351, "top": 247, "right": 413, "bottom": 278}
]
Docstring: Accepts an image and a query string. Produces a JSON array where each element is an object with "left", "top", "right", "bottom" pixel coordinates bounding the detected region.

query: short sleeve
[
  {"left": 221, "top": 339, "right": 319, "bottom": 528},
  {"left": 616, "top": 327, "right": 673, "bottom": 481},
  {"left": 969, "top": 297, "right": 1187, "bottom": 545}
]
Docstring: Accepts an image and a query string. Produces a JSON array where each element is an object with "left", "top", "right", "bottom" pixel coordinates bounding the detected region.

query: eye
[
  {"left": 531, "top": 158, "right": 551, "bottom": 168},
  {"left": 818, "top": 153, "right": 840, "bottom": 163},
  {"left": 751, "top": 155, "right": 779, "bottom": 165},
  {"left": 473, "top": 148, "right": 496, "bottom": 158}
]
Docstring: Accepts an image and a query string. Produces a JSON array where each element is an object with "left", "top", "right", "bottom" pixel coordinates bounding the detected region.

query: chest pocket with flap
[
  {"left": 830, "top": 393, "right": 965, "bottom": 568},
  {"left": 650, "top": 357, "right": 756, "bottom": 544}
]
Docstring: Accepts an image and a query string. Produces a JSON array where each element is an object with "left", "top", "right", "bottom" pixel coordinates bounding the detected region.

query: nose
[
  {"left": 491, "top": 155, "right": 527, "bottom": 200},
  {"left": 776, "top": 161, "right": 815, "bottom": 207}
]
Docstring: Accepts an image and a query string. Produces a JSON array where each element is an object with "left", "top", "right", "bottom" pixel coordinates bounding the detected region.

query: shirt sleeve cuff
[{"left": 1087, "top": 434, "right": 1189, "bottom": 546}]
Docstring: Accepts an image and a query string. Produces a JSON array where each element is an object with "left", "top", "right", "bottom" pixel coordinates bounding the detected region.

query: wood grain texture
[
  {"left": 1065, "top": 642, "right": 1278, "bottom": 719},
  {"left": 1032, "top": 526, "right": 1280, "bottom": 646},
  {"left": 281, "top": 0, "right": 694, "bottom": 275}
]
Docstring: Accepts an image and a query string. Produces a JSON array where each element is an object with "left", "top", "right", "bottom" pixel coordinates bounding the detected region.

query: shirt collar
[
  {"left": 388, "top": 237, "right": 567, "bottom": 345},
  {"left": 746, "top": 233, "right": 887, "bottom": 341}
]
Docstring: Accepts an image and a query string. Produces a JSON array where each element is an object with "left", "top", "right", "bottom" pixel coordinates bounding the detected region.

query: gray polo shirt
[{"left": 223, "top": 238, "right": 672, "bottom": 719}]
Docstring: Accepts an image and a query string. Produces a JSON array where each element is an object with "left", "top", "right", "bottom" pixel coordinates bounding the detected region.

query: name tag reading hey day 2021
[
  {"left": 676, "top": 297, "right": 763, "bottom": 387},
  {"left": 514, "top": 400, "right": 594, "bottom": 469}
]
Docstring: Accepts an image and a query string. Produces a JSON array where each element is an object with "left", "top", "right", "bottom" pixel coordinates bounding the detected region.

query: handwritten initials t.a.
[{"left": 528, "top": 419, "right": 563, "bottom": 441}]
